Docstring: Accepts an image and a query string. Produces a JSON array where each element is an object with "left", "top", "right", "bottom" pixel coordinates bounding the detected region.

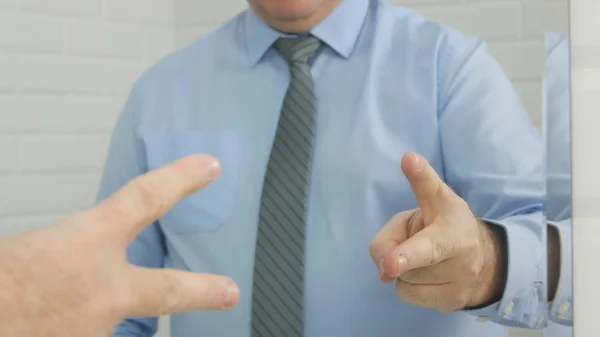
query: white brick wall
[
  {"left": 0, "top": 1, "right": 174, "bottom": 237},
  {"left": 0, "top": 1, "right": 564, "bottom": 336}
]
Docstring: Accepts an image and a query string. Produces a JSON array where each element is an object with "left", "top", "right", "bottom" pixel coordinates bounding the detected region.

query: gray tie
[{"left": 251, "top": 36, "right": 322, "bottom": 337}]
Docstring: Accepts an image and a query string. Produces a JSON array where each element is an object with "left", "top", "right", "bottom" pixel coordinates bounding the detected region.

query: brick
[
  {"left": 0, "top": 96, "right": 123, "bottom": 132},
  {"left": 0, "top": 174, "right": 101, "bottom": 216},
  {"left": 544, "top": 1, "right": 569, "bottom": 34},
  {"left": 66, "top": 21, "right": 143, "bottom": 60},
  {"left": 417, "top": 3, "right": 522, "bottom": 40},
  {"left": 0, "top": 55, "right": 15, "bottom": 91},
  {"left": 0, "top": 0, "right": 16, "bottom": 9},
  {"left": 18, "top": 134, "right": 110, "bottom": 172},
  {"left": 0, "top": 213, "right": 68, "bottom": 236},
  {"left": 175, "top": 0, "right": 245, "bottom": 25},
  {"left": 0, "top": 12, "right": 62, "bottom": 53},
  {"left": 105, "top": 63, "right": 147, "bottom": 95},
  {"left": 523, "top": 1, "right": 543, "bottom": 38},
  {"left": 19, "top": 56, "right": 105, "bottom": 94},
  {"left": 175, "top": 25, "right": 212, "bottom": 49},
  {"left": 104, "top": 0, "right": 173, "bottom": 24},
  {"left": 64, "top": 98, "right": 123, "bottom": 131},
  {"left": 19, "top": 0, "right": 101, "bottom": 17},
  {"left": 0, "top": 135, "right": 15, "bottom": 172},
  {"left": 143, "top": 26, "right": 175, "bottom": 63},
  {"left": 487, "top": 41, "right": 544, "bottom": 81},
  {"left": 0, "top": 96, "right": 64, "bottom": 131}
]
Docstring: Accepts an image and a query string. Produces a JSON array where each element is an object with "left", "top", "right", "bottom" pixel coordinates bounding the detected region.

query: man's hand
[
  {"left": 0, "top": 154, "right": 240, "bottom": 337},
  {"left": 369, "top": 152, "right": 506, "bottom": 312}
]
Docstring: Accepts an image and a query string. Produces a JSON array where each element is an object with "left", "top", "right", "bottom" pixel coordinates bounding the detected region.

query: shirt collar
[{"left": 244, "top": 0, "right": 369, "bottom": 66}]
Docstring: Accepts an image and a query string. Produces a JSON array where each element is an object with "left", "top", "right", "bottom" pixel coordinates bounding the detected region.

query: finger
[
  {"left": 382, "top": 224, "right": 456, "bottom": 279},
  {"left": 93, "top": 154, "right": 221, "bottom": 244},
  {"left": 397, "top": 260, "right": 455, "bottom": 285},
  {"left": 401, "top": 152, "right": 452, "bottom": 213},
  {"left": 126, "top": 267, "right": 240, "bottom": 317},
  {"left": 395, "top": 280, "right": 458, "bottom": 313},
  {"left": 369, "top": 210, "right": 423, "bottom": 283}
]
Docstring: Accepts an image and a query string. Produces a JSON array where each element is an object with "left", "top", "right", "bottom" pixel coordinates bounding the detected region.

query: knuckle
[
  {"left": 157, "top": 272, "right": 183, "bottom": 314},
  {"left": 430, "top": 241, "right": 445, "bottom": 264},
  {"left": 431, "top": 236, "right": 459, "bottom": 264},
  {"left": 435, "top": 182, "right": 447, "bottom": 200},
  {"left": 133, "top": 180, "right": 166, "bottom": 213}
]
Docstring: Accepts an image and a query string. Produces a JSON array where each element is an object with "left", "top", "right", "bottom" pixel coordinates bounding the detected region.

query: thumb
[
  {"left": 125, "top": 267, "right": 240, "bottom": 317},
  {"left": 401, "top": 152, "right": 453, "bottom": 213},
  {"left": 382, "top": 224, "right": 451, "bottom": 278}
]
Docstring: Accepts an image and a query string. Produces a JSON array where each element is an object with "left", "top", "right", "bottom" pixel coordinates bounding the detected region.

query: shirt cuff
[
  {"left": 464, "top": 214, "right": 547, "bottom": 329},
  {"left": 548, "top": 219, "right": 573, "bottom": 326}
]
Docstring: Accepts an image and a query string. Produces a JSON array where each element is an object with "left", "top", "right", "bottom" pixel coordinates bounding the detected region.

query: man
[
  {"left": 0, "top": 155, "right": 240, "bottom": 337},
  {"left": 99, "top": 0, "right": 550, "bottom": 336}
]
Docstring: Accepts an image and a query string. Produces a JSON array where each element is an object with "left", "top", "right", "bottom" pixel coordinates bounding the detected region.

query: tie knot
[{"left": 274, "top": 36, "right": 322, "bottom": 64}]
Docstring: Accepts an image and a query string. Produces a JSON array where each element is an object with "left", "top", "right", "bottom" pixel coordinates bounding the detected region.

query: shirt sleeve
[
  {"left": 437, "top": 36, "right": 546, "bottom": 328},
  {"left": 96, "top": 87, "right": 166, "bottom": 337},
  {"left": 465, "top": 214, "right": 547, "bottom": 329},
  {"left": 547, "top": 219, "right": 572, "bottom": 326}
]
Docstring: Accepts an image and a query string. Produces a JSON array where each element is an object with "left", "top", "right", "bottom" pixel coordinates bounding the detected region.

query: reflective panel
[{"left": 543, "top": 0, "right": 572, "bottom": 336}]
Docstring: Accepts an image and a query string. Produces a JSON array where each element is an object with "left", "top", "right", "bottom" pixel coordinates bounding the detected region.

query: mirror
[
  {"left": 543, "top": 0, "right": 572, "bottom": 336},
  {"left": 0, "top": 1, "right": 547, "bottom": 337}
]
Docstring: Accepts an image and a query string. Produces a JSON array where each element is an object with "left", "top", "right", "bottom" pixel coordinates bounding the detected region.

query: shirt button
[
  {"left": 476, "top": 316, "right": 489, "bottom": 322},
  {"left": 504, "top": 301, "right": 515, "bottom": 315},
  {"left": 559, "top": 301, "right": 570, "bottom": 315}
]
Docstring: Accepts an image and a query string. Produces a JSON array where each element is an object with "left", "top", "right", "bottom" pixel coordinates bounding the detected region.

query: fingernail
[
  {"left": 413, "top": 154, "right": 424, "bottom": 172},
  {"left": 208, "top": 160, "right": 221, "bottom": 180},
  {"left": 224, "top": 281, "right": 239, "bottom": 309},
  {"left": 397, "top": 255, "right": 408, "bottom": 276},
  {"left": 378, "top": 259, "right": 385, "bottom": 279}
]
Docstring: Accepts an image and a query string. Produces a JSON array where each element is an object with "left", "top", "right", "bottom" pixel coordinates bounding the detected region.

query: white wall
[
  {"left": 545, "top": 0, "right": 569, "bottom": 34},
  {"left": 0, "top": 0, "right": 175, "bottom": 234}
]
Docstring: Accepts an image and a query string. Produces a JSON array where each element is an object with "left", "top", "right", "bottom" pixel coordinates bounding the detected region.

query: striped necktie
[{"left": 250, "top": 35, "right": 322, "bottom": 337}]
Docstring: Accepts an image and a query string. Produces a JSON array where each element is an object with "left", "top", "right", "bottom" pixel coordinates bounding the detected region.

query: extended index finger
[
  {"left": 94, "top": 154, "right": 221, "bottom": 244},
  {"left": 401, "top": 152, "right": 451, "bottom": 213}
]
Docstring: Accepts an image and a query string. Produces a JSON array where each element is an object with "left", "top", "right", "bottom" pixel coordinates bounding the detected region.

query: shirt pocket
[{"left": 143, "top": 130, "right": 243, "bottom": 234}]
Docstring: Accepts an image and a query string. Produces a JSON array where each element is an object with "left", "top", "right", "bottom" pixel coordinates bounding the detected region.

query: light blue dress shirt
[
  {"left": 544, "top": 32, "right": 573, "bottom": 336},
  {"left": 98, "top": 0, "right": 547, "bottom": 336}
]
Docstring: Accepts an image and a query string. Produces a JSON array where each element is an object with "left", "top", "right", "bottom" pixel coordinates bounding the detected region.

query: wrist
[{"left": 470, "top": 220, "right": 508, "bottom": 308}]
